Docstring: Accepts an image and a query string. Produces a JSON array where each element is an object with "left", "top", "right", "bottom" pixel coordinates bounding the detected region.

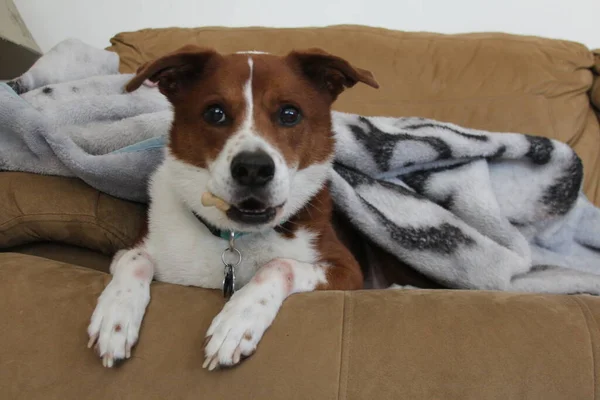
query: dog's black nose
[{"left": 231, "top": 151, "right": 275, "bottom": 187}]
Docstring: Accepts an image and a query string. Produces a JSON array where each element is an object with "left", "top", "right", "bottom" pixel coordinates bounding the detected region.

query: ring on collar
[{"left": 221, "top": 247, "right": 242, "bottom": 267}]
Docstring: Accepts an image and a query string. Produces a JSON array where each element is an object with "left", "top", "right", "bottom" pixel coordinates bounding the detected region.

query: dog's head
[{"left": 127, "top": 45, "right": 378, "bottom": 232}]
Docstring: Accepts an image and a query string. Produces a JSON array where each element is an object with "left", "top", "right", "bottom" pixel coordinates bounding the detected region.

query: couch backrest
[{"left": 108, "top": 25, "right": 600, "bottom": 205}]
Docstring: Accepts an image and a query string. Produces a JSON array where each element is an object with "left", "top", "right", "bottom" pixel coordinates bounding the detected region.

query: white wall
[{"left": 14, "top": 0, "right": 600, "bottom": 53}]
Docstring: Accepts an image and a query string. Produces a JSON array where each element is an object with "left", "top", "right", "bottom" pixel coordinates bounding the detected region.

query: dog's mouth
[{"left": 226, "top": 198, "right": 284, "bottom": 225}]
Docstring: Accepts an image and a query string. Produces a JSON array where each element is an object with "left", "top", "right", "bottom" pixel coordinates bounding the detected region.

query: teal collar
[
  {"left": 192, "top": 211, "right": 248, "bottom": 240},
  {"left": 192, "top": 210, "right": 288, "bottom": 240}
]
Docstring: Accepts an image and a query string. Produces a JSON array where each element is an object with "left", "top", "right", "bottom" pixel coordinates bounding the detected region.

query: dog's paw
[
  {"left": 203, "top": 287, "right": 277, "bottom": 370},
  {"left": 87, "top": 249, "right": 153, "bottom": 368}
]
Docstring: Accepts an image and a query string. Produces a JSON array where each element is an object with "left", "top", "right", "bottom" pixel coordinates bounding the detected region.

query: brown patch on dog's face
[{"left": 167, "top": 55, "right": 252, "bottom": 168}]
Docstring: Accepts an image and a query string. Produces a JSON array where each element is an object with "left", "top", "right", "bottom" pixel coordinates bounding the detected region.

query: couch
[{"left": 2, "top": 25, "right": 600, "bottom": 399}]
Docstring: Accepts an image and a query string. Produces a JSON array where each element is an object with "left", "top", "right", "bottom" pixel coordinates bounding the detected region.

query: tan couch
[{"left": 2, "top": 25, "right": 600, "bottom": 399}]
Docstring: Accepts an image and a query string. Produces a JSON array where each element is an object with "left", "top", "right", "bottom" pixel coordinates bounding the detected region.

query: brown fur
[{"left": 277, "top": 186, "right": 363, "bottom": 290}]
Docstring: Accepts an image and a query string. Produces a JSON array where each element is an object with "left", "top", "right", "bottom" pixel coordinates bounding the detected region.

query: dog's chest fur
[{"left": 144, "top": 165, "right": 320, "bottom": 288}]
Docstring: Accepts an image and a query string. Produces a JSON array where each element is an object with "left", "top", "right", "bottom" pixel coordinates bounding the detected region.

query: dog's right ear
[{"left": 125, "top": 45, "right": 219, "bottom": 97}]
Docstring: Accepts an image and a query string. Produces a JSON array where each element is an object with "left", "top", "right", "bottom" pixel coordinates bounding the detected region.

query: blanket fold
[{"left": 3, "top": 39, "right": 600, "bottom": 294}]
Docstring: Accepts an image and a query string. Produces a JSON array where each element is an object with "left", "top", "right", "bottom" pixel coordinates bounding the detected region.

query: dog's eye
[
  {"left": 278, "top": 105, "right": 302, "bottom": 127},
  {"left": 203, "top": 105, "right": 228, "bottom": 125}
]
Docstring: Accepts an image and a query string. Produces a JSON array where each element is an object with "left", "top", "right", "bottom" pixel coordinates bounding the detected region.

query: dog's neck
[
  {"left": 191, "top": 209, "right": 283, "bottom": 240},
  {"left": 191, "top": 210, "right": 246, "bottom": 240}
]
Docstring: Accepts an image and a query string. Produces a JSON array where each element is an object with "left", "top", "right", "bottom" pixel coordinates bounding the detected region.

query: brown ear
[
  {"left": 287, "top": 48, "right": 379, "bottom": 100},
  {"left": 125, "top": 45, "right": 219, "bottom": 96}
]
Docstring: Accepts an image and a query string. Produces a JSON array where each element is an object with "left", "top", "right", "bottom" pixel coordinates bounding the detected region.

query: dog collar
[
  {"left": 192, "top": 211, "right": 247, "bottom": 241},
  {"left": 192, "top": 210, "right": 287, "bottom": 240}
]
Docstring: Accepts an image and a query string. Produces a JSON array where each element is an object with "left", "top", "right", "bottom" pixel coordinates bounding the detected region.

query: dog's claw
[
  {"left": 233, "top": 346, "right": 242, "bottom": 364},
  {"left": 125, "top": 340, "right": 131, "bottom": 359},
  {"left": 102, "top": 354, "right": 114, "bottom": 368},
  {"left": 87, "top": 333, "right": 98, "bottom": 349},
  {"left": 208, "top": 356, "right": 219, "bottom": 371}
]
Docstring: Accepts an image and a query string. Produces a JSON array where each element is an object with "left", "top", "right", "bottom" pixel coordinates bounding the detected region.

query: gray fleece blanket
[{"left": 3, "top": 39, "right": 600, "bottom": 294}]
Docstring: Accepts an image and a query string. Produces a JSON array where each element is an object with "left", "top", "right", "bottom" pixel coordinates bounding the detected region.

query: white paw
[
  {"left": 87, "top": 249, "right": 153, "bottom": 368},
  {"left": 203, "top": 286, "right": 277, "bottom": 370}
]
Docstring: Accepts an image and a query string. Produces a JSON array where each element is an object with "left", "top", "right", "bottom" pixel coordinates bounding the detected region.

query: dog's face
[{"left": 127, "top": 46, "right": 378, "bottom": 232}]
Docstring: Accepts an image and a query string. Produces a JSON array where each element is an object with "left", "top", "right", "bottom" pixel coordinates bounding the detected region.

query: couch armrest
[{"left": 0, "top": 172, "right": 145, "bottom": 254}]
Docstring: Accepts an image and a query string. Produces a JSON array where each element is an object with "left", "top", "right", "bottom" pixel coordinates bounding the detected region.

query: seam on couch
[
  {"left": 0, "top": 213, "right": 93, "bottom": 229},
  {"left": 0, "top": 216, "right": 132, "bottom": 250},
  {"left": 338, "top": 93, "right": 571, "bottom": 108},
  {"left": 338, "top": 291, "right": 351, "bottom": 400},
  {"left": 7, "top": 177, "right": 24, "bottom": 216},
  {"left": 573, "top": 296, "right": 598, "bottom": 400},
  {"left": 1, "top": 219, "right": 129, "bottom": 245},
  {"left": 94, "top": 191, "right": 101, "bottom": 222},
  {"left": 0, "top": 251, "right": 111, "bottom": 275},
  {"left": 545, "top": 96, "right": 559, "bottom": 139},
  {"left": 114, "top": 25, "right": 592, "bottom": 54},
  {"left": 0, "top": 213, "right": 133, "bottom": 244},
  {"left": 330, "top": 26, "right": 593, "bottom": 55}
]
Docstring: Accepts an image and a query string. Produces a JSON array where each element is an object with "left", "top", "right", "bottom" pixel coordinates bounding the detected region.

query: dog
[{"left": 87, "top": 45, "right": 379, "bottom": 370}]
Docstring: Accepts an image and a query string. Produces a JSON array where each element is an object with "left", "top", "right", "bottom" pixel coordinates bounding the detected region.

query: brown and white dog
[{"left": 87, "top": 45, "right": 378, "bottom": 370}]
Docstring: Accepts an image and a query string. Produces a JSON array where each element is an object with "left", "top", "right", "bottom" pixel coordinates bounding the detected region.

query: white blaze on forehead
[
  {"left": 241, "top": 57, "right": 254, "bottom": 132},
  {"left": 235, "top": 50, "right": 269, "bottom": 55}
]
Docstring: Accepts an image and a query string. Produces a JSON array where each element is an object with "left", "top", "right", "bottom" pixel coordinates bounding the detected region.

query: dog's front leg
[
  {"left": 87, "top": 248, "right": 154, "bottom": 367},
  {"left": 203, "top": 258, "right": 327, "bottom": 370}
]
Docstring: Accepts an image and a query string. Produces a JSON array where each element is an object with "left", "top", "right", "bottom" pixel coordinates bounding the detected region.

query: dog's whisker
[{"left": 307, "top": 201, "right": 323, "bottom": 214}]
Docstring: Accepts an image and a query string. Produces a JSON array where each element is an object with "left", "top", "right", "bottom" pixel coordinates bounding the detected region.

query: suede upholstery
[{"left": 2, "top": 25, "right": 600, "bottom": 399}]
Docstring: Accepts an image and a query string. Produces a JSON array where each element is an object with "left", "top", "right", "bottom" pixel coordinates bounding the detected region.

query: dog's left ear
[
  {"left": 287, "top": 48, "right": 379, "bottom": 100},
  {"left": 125, "top": 45, "right": 219, "bottom": 98}
]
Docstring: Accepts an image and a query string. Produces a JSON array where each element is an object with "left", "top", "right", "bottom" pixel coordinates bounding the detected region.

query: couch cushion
[
  {"left": 108, "top": 25, "right": 600, "bottom": 205},
  {"left": 0, "top": 172, "right": 145, "bottom": 254},
  {"left": 1, "top": 252, "right": 599, "bottom": 399}
]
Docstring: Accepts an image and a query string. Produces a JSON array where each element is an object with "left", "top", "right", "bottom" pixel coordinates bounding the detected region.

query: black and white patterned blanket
[
  {"left": 330, "top": 113, "right": 600, "bottom": 293},
  {"left": 3, "top": 39, "right": 600, "bottom": 294}
]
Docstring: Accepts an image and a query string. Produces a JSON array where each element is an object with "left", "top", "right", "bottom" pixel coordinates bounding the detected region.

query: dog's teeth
[{"left": 239, "top": 209, "right": 267, "bottom": 214}]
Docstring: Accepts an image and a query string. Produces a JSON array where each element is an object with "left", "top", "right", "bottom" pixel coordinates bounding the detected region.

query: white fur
[
  {"left": 87, "top": 249, "right": 153, "bottom": 367},
  {"left": 235, "top": 50, "right": 270, "bottom": 55},
  {"left": 88, "top": 56, "right": 334, "bottom": 369},
  {"left": 203, "top": 258, "right": 327, "bottom": 369}
]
